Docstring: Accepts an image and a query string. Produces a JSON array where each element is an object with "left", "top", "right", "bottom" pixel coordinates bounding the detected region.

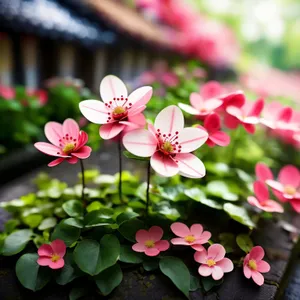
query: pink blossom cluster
[{"left": 135, "top": 0, "right": 239, "bottom": 67}]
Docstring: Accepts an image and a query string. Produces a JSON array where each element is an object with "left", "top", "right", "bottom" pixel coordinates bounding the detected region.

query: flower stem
[
  {"left": 145, "top": 161, "right": 151, "bottom": 217},
  {"left": 79, "top": 159, "right": 86, "bottom": 206},
  {"left": 118, "top": 138, "right": 123, "bottom": 203}
]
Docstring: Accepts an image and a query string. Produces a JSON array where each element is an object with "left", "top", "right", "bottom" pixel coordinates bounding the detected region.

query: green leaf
[
  {"left": 190, "top": 275, "right": 200, "bottom": 292},
  {"left": 206, "top": 181, "right": 238, "bottom": 201},
  {"left": 56, "top": 253, "right": 81, "bottom": 285},
  {"left": 236, "top": 234, "right": 253, "bottom": 253},
  {"left": 120, "top": 245, "right": 143, "bottom": 264},
  {"left": 84, "top": 210, "right": 114, "bottom": 228},
  {"left": 223, "top": 203, "right": 255, "bottom": 228},
  {"left": 51, "top": 220, "right": 81, "bottom": 246},
  {"left": 63, "top": 218, "right": 84, "bottom": 228},
  {"left": 2, "top": 229, "right": 33, "bottom": 256},
  {"left": 16, "top": 253, "right": 51, "bottom": 291},
  {"left": 143, "top": 258, "right": 159, "bottom": 271},
  {"left": 94, "top": 174, "right": 115, "bottom": 185},
  {"left": 201, "top": 277, "right": 223, "bottom": 292},
  {"left": 116, "top": 211, "right": 139, "bottom": 226},
  {"left": 86, "top": 201, "right": 103, "bottom": 212},
  {"left": 69, "top": 286, "right": 89, "bottom": 300},
  {"left": 4, "top": 219, "right": 20, "bottom": 234},
  {"left": 99, "top": 234, "right": 120, "bottom": 272},
  {"left": 62, "top": 200, "right": 84, "bottom": 217},
  {"left": 23, "top": 214, "right": 43, "bottom": 228},
  {"left": 123, "top": 150, "right": 150, "bottom": 161},
  {"left": 136, "top": 182, "right": 147, "bottom": 201},
  {"left": 159, "top": 256, "right": 190, "bottom": 298},
  {"left": 94, "top": 264, "right": 123, "bottom": 296},
  {"left": 118, "top": 219, "right": 145, "bottom": 242},
  {"left": 219, "top": 233, "right": 236, "bottom": 253},
  {"left": 38, "top": 217, "right": 57, "bottom": 231},
  {"left": 205, "top": 162, "right": 230, "bottom": 176}
]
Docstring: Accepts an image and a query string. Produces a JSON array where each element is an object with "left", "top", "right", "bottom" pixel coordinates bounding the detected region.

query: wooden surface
[{"left": 0, "top": 141, "right": 297, "bottom": 300}]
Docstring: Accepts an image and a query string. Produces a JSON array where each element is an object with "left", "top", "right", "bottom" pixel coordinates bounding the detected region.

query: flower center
[
  {"left": 206, "top": 259, "right": 216, "bottom": 267},
  {"left": 200, "top": 108, "right": 207, "bottom": 113},
  {"left": 184, "top": 235, "right": 196, "bottom": 243},
  {"left": 284, "top": 185, "right": 296, "bottom": 195},
  {"left": 248, "top": 259, "right": 257, "bottom": 270},
  {"left": 105, "top": 96, "right": 132, "bottom": 122},
  {"left": 161, "top": 141, "right": 174, "bottom": 153},
  {"left": 156, "top": 129, "right": 181, "bottom": 155},
  {"left": 51, "top": 253, "right": 60, "bottom": 262},
  {"left": 144, "top": 240, "right": 155, "bottom": 248},
  {"left": 63, "top": 143, "right": 75, "bottom": 154}
]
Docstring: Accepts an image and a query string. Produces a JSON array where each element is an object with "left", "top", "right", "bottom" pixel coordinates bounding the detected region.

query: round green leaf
[
  {"left": 23, "top": 214, "right": 43, "bottom": 228},
  {"left": 206, "top": 181, "right": 238, "bottom": 201},
  {"left": 116, "top": 211, "right": 139, "bottom": 226},
  {"left": 62, "top": 200, "right": 84, "bottom": 217},
  {"left": 118, "top": 219, "right": 145, "bottom": 242},
  {"left": 159, "top": 256, "right": 190, "bottom": 298},
  {"left": 201, "top": 277, "right": 223, "bottom": 292},
  {"left": 143, "top": 258, "right": 159, "bottom": 271},
  {"left": 38, "top": 217, "right": 57, "bottom": 231},
  {"left": 99, "top": 234, "right": 120, "bottom": 272},
  {"left": 2, "top": 229, "right": 33, "bottom": 256},
  {"left": 94, "top": 264, "right": 123, "bottom": 296},
  {"left": 223, "top": 203, "right": 255, "bottom": 228},
  {"left": 84, "top": 210, "right": 114, "bottom": 228},
  {"left": 236, "top": 234, "right": 254, "bottom": 253},
  {"left": 120, "top": 245, "right": 143, "bottom": 264},
  {"left": 63, "top": 218, "right": 84, "bottom": 228},
  {"left": 184, "top": 188, "right": 222, "bottom": 209},
  {"left": 56, "top": 253, "right": 81, "bottom": 285},
  {"left": 16, "top": 253, "right": 51, "bottom": 291},
  {"left": 4, "top": 219, "right": 20, "bottom": 234},
  {"left": 51, "top": 220, "right": 81, "bottom": 246},
  {"left": 86, "top": 201, "right": 103, "bottom": 212}
]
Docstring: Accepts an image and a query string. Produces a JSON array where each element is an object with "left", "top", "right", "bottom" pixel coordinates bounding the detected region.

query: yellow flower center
[
  {"left": 284, "top": 185, "right": 296, "bottom": 195},
  {"left": 161, "top": 141, "right": 174, "bottom": 153},
  {"left": 184, "top": 235, "right": 196, "bottom": 243},
  {"left": 51, "top": 253, "right": 60, "bottom": 262},
  {"left": 248, "top": 259, "right": 257, "bottom": 270},
  {"left": 206, "top": 259, "right": 216, "bottom": 267},
  {"left": 144, "top": 240, "right": 155, "bottom": 248},
  {"left": 63, "top": 143, "right": 75, "bottom": 154},
  {"left": 113, "top": 106, "right": 126, "bottom": 114}
]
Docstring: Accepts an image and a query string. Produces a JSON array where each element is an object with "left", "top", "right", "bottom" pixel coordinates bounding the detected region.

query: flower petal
[
  {"left": 63, "top": 119, "right": 79, "bottom": 138},
  {"left": 154, "top": 105, "right": 184, "bottom": 135},
  {"left": 249, "top": 246, "right": 265, "bottom": 261},
  {"left": 128, "top": 86, "right": 152, "bottom": 107},
  {"left": 76, "top": 131, "right": 89, "bottom": 149},
  {"left": 100, "top": 75, "right": 128, "bottom": 103},
  {"left": 155, "top": 240, "right": 169, "bottom": 251},
  {"left": 190, "top": 92, "right": 205, "bottom": 110},
  {"left": 253, "top": 181, "right": 269, "bottom": 202},
  {"left": 209, "top": 131, "right": 230, "bottom": 147},
  {"left": 224, "top": 114, "right": 240, "bottom": 129},
  {"left": 261, "top": 200, "right": 284, "bottom": 213},
  {"left": 243, "top": 123, "right": 256, "bottom": 134},
  {"left": 194, "top": 250, "right": 208, "bottom": 264},
  {"left": 100, "top": 123, "right": 125, "bottom": 140},
  {"left": 145, "top": 248, "right": 160, "bottom": 256},
  {"left": 132, "top": 243, "right": 146, "bottom": 252},
  {"left": 191, "top": 244, "right": 205, "bottom": 251},
  {"left": 251, "top": 271, "right": 264, "bottom": 286},
  {"left": 51, "top": 239, "right": 66, "bottom": 257},
  {"left": 149, "top": 226, "right": 163, "bottom": 242},
  {"left": 176, "top": 153, "right": 205, "bottom": 178},
  {"left": 278, "top": 165, "right": 300, "bottom": 187},
  {"left": 266, "top": 180, "right": 284, "bottom": 193},
  {"left": 177, "top": 127, "right": 208, "bottom": 153},
  {"left": 48, "top": 158, "right": 65, "bottom": 167},
  {"left": 204, "top": 98, "right": 223, "bottom": 111},
  {"left": 150, "top": 152, "right": 179, "bottom": 177},
  {"left": 37, "top": 257, "right": 51, "bottom": 266},
  {"left": 66, "top": 156, "right": 78, "bottom": 164},
  {"left": 38, "top": 244, "right": 53, "bottom": 257},
  {"left": 170, "top": 222, "right": 190, "bottom": 237},
  {"left": 72, "top": 146, "right": 92, "bottom": 159},
  {"left": 190, "top": 224, "right": 203, "bottom": 238},
  {"left": 198, "top": 265, "right": 213, "bottom": 277},
  {"left": 208, "top": 244, "right": 225, "bottom": 262},
  {"left": 135, "top": 229, "right": 150, "bottom": 243},
  {"left": 255, "top": 163, "right": 274, "bottom": 182},
  {"left": 217, "top": 258, "right": 234, "bottom": 273},
  {"left": 248, "top": 98, "right": 264, "bottom": 117},
  {"left": 212, "top": 266, "right": 224, "bottom": 280},
  {"left": 49, "top": 258, "right": 64, "bottom": 269},
  {"left": 44, "top": 122, "right": 63, "bottom": 146},
  {"left": 34, "top": 142, "right": 68, "bottom": 157},
  {"left": 204, "top": 113, "right": 221, "bottom": 133},
  {"left": 290, "top": 199, "right": 300, "bottom": 213},
  {"left": 226, "top": 106, "right": 243, "bottom": 119},
  {"left": 123, "top": 129, "right": 157, "bottom": 157},
  {"left": 79, "top": 100, "right": 109, "bottom": 124},
  {"left": 247, "top": 196, "right": 263, "bottom": 210},
  {"left": 257, "top": 260, "right": 270, "bottom": 273},
  {"left": 128, "top": 105, "right": 146, "bottom": 117},
  {"left": 197, "top": 231, "right": 212, "bottom": 244},
  {"left": 178, "top": 103, "right": 200, "bottom": 115},
  {"left": 243, "top": 265, "right": 252, "bottom": 279},
  {"left": 201, "top": 81, "right": 223, "bottom": 99},
  {"left": 171, "top": 238, "right": 190, "bottom": 246},
  {"left": 127, "top": 113, "right": 146, "bottom": 128}
]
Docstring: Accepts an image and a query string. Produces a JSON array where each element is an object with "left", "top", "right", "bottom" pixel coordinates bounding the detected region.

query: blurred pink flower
[
  {"left": 0, "top": 85, "right": 15, "bottom": 99},
  {"left": 123, "top": 105, "right": 208, "bottom": 178},
  {"left": 132, "top": 226, "right": 169, "bottom": 256},
  {"left": 247, "top": 181, "right": 283, "bottom": 213},
  {"left": 27, "top": 89, "right": 48, "bottom": 105},
  {"left": 35, "top": 118, "right": 92, "bottom": 167},
  {"left": 79, "top": 75, "right": 152, "bottom": 140},
  {"left": 37, "top": 239, "right": 66, "bottom": 269},
  {"left": 194, "top": 244, "right": 234, "bottom": 280},
  {"left": 197, "top": 113, "right": 230, "bottom": 147},
  {"left": 170, "top": 222, "right": 211, "bottom": 251},
  {"left": 243, "top": 246, "right": 270, "bottom": 286}
]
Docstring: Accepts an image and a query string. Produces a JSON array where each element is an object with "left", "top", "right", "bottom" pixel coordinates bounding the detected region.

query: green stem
[
  {"left": 79, "top": 159, "right": 86, "bottom": 206},
  {"left": 118, "top": 139, "right": 123, "bottom": 203},
  {"left": 145, "top": 161, "right": 151, "bottom": 217}
]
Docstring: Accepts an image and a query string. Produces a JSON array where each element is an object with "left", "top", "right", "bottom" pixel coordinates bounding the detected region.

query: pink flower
[
  {"left": 255, "top": 163, "right": 274, "bottom": 182},
  {"left": 34, "top": 118, "right": 92, "bottom": 167},
  {"left": 132, "top": 226, "right": 169, "bottom": 256},
  {"left": 123, "top": 105, "right": 208, "bottom": 178},
  {"left": 27, "top": 89, "right": 48, "bottom": 105},
  {"left": 194, "top": 244, "right": 234, "bottom": 280},
  {"left": 243, "top": 246, "right": 270, "bottom": 286},
  {"left": 225, "top": 98, "right": 264, "bottom": 134},
  {"left": 79, "top": 75, "right": 153, "bottom": 140},
  {"left": 197, "top": 113, "right": 230, "bottom": 147},
  {"left": 0, "top": 85, "right": 15, "bottom": 99},
  {"left": 37, "top": 239, "right": 66, "bottom": 269},
  {"left": 219, "top": 90, "right": 245, "bottom": 110},
  {"left": 170, "top": 222, "right": 211, "bottom": 251},
  {"left": 179, "top": 81, "right": 224, "bottom": 117},
  {"left": 247, "top": 181, "right": 283, "bottom": 213}
]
